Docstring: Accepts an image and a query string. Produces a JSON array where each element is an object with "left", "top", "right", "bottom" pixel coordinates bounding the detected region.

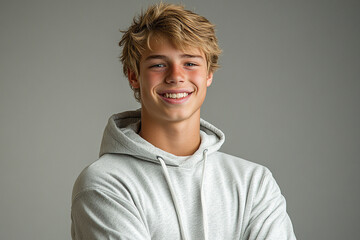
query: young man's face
[{"left": 129, "top": 35, "right": 213, "bottom": 124}]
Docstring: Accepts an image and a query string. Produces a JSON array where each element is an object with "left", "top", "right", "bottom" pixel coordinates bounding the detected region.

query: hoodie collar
[{"left": 99, "top": 109, "right": 225, "bottom": 168}]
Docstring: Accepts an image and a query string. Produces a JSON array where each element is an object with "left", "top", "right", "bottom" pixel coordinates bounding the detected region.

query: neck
[{"left": 139, "top": 110, "right": 201, "bottom": 156}]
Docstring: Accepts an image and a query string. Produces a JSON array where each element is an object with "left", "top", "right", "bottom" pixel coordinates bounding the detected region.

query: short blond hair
[{"left": 119, "top": 3, "right": 221, "bottom": 102}]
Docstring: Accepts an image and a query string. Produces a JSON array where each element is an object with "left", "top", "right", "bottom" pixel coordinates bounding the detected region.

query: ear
[
  {"left": 128, "top": 69, "right": 140, "bottom": 89},
  {"left": 206, "top": 72, "right": 213, "bottom": 87}
]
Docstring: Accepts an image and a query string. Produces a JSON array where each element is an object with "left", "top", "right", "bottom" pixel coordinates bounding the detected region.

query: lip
[
  {"left": 157, "top": 89, "right": 193, "bottom": 94},
  {"left": 158, "top": 91, "right": 193, "bottom": 104}
]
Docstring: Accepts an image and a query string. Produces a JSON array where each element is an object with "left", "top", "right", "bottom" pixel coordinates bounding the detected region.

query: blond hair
[{"left": 119, "top": 3, "right": 221, "bottom": 102}]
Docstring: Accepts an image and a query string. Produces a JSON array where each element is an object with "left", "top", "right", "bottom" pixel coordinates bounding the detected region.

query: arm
[
  {"left": 71, "top": 188, "right": 151, "bottom": 240},
  {"left": 243, "top": 172, "right": 296, "bottom": 240}
]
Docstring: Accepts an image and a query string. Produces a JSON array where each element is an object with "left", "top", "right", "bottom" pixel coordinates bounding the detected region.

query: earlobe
[
  {"left": 206, "top": 72, "right": 213, "bottom": 87},
  {"left": 128, "top": 69, "right": 140, "bottom": 88}
]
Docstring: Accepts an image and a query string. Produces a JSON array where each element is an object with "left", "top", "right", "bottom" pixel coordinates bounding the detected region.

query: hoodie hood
[{"left": 99, "top": 109, "right": 225, "bottom": 168}]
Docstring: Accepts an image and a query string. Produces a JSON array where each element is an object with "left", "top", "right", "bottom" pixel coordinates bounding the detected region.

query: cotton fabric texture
[{"left": 71, "top": 110, "right": 296, "bottom": 240}]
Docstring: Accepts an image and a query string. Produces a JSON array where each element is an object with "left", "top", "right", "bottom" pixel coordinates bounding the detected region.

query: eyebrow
[{"left": 144, "top": 54, "right": 204, "bottom": 61}]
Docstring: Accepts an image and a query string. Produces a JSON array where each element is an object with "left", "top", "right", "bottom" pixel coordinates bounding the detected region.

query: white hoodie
[{"left": 71, "top": 110, "right": 296, "bottom": 240}]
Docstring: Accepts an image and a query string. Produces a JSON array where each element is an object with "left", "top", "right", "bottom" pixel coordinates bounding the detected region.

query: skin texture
[{"left": 128, "top": 35, "right": 213, "bottom": 156}]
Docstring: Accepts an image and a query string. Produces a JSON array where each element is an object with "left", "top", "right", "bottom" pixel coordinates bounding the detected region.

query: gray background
[{"left": 1, "top": 0, "right": 359, "bottom": 239}]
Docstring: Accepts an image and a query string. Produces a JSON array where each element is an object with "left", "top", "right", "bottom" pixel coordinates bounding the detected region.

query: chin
[{"left": 162, "top": 108, "right": 200, "bottom": 123}]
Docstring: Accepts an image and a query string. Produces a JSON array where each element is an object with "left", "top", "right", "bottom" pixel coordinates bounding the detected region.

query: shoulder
[
  {"left": 209, "top": 151, "right": 273, "bottom": 188},
  {"left": 71, "top": 154, "right": 137, "bottom": 203},
  {"left": 211, "top": 151, "right": 271, "bottom": 175}
]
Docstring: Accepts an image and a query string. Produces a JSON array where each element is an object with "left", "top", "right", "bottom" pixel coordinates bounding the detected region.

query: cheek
[
  {"left": 190, "top": 71, "right": 209, "bottom": 86},
  {"left": 139, "top": 72, "right": 163, "bottom": 98},
  {"left": 144, "top": 71, "right": 163, "bottom": 85}
]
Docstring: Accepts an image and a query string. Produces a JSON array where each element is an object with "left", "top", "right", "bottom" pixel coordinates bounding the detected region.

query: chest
[{"left": 131, "top": 166, "right": 249, "bottom": 239}]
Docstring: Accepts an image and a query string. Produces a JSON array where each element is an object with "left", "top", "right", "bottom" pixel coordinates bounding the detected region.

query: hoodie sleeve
[
  {"left": 243, "top": 171, "right": 297, "bottom": 240},
  {"left": 71, "top": 188, "right": 151, "bottom": 240}
]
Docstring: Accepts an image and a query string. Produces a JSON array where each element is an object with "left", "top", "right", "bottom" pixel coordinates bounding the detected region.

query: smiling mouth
[
  {"left": 161, "top": 92, "right": 191, "bottom": 99},
  {"left": 162, "top": 92, "right": 189, "bottom": 99}
]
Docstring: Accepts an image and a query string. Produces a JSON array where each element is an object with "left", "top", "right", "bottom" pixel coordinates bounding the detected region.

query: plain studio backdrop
[{"left": 1, "top": 0, "right": 359, "bottom": 239}]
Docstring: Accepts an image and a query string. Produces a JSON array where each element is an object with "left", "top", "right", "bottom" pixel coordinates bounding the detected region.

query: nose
[{"left": 165, "top": 64, "right": 184, "bottom": 84}]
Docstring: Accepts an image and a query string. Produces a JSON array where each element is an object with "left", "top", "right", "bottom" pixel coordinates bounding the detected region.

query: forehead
[{"left": 141, "top": 34, "right": 204, "bottom": 60}]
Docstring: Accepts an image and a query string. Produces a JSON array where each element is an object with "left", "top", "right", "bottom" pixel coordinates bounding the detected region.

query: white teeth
[{"left": 164, "top": 92, "right": 189, "bottom": 99}]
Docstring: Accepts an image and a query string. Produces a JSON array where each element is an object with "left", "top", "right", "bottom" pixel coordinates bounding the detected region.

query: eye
[
  {"left": 185, "top": 62, "right": 198, "bottom": 67},
  {"left": 150, "top": 63, "right": 166, "bottom": 68}
]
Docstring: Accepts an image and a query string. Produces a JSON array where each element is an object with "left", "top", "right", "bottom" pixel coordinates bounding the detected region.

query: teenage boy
[{"left": 71, "top": 3, "right": 296, "bottom": 240}]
